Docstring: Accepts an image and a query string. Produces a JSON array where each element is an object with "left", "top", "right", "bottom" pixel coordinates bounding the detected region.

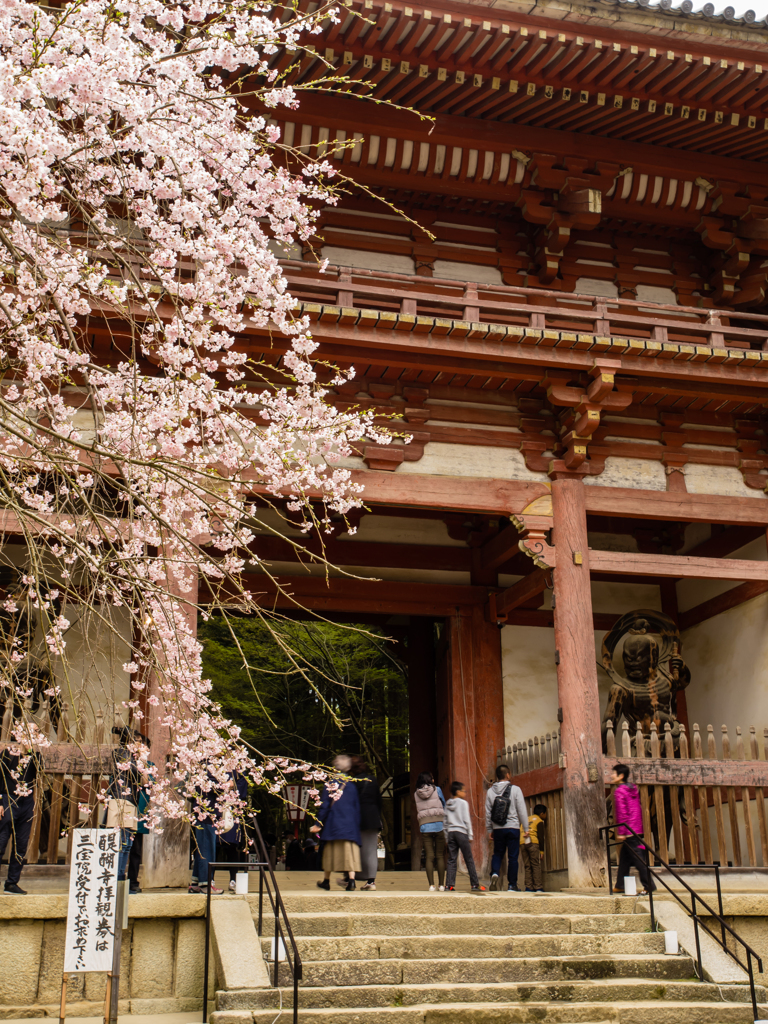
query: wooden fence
[
  {"left": 606, "top": 719, "right": 768, "bottom": 869},
  {"left": 1, "top": 701, "right": 116, "bottom": 867},
  {"left": 496, "top": 729, "right": 568, "bottom": 874},
  {"left": 497, "top": 719, "right": 768, "bottom": 872},
  {"left": 284, "top": 259, "right": 768, "bottom": 353}
]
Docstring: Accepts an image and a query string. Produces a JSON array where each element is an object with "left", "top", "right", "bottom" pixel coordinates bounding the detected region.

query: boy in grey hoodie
[
  {"left": 484, "top": 764, "right": 529, "bottom": 892},
  {"left": 445, "top": 782, "right": 485, "bottom": 891}
]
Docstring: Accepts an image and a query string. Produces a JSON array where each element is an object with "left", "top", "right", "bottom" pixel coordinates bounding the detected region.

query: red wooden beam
[
  {"left": 683, "top": 525, "right": 766, "bottom": 559},
  {"left": 679, "top": 579, "right": 768, "bottom": 631},
  {"left": 247, "top": 534, "right": 473, "bottom": 572},
  {"left": 0, "top": 744, "right": 112, "bottom": 774},
  {"left": 346, "top": 470, "right": 551, "bottom": 516},
  {"left": 511, "top": 762, "right": 564, "bottom": 797},
  {"left": 503, "top": 608, "right": 619, "bottom": 631},
  {"left": 602, "top": 757, "right": 768, "bottom": 788},
  {"left": 589, "top": 548, "right": 768, "bottom": 581},
  {"left": 583, "top": 487, "right": 768, "bottom": 527},
  {"left": 480, "top": 522, "right": 524, "bottom": 572},
  {"left": 216, "top": 574, "right": 491, "bottom": 617},
  {"left": 494, "top": 568, "right": 548, "bottom": 619}
]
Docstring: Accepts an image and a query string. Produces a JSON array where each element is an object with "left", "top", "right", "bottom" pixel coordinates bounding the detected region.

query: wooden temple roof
[{"left": 265, "top": 0, "right": 768, "bottom": 161}]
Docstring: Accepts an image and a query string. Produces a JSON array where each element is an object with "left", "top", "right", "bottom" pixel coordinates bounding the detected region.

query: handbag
[{"left": 106, "top": 798, "right": 138, "bottom": 830}]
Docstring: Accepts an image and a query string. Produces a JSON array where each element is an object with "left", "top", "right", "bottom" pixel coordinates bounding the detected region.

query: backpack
[{"left": 490, "top": 783, "right": 512, "bottom": 826}]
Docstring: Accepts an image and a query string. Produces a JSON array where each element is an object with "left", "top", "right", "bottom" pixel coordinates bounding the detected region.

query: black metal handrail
[
  {"left": 600, "top": 823, "right": 764, "bottom": 1022},
  {"left": 201, "top": 821, "right": 303, "bottom": 1024}
]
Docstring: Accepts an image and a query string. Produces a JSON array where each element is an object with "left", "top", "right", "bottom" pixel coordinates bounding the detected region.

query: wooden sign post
[{"left": 60, "top": 828, "right": 127, "bottom": 1024}]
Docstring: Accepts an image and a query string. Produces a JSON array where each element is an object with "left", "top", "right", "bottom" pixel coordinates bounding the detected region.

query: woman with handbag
[{"left": 215, "top": 771, "right": 249, "bottom": 891}]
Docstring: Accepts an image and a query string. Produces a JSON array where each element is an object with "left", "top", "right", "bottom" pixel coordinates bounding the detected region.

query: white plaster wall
[
  {"left": 397, "top": 443, "right": 549, "bottom": 480},
  {"left": 502, "top": 582, "right": 662, "bottom": 750},
  {"left": 676, "top": 535, "right": 767, "bottom": 614},
  {"left": 684, "top": 463, "right": 766, "bottom": 499},
  {"left": 433, "top": 260, "right": 503, "bottom": 284},
  {"left": 636, "top": 284, "right": 677, "bottom": 305},
  {"left": 574, "top": 278, "right": 619, "bottom": 298},
  {"left": 583, "top": 456, "right": 667, "bottom": 491},
  {"left": 0, "top": 543, "right": 132, "bottom": 741},
  {"left": 501, "top": 625, "right": 559, "bottom": 752},
  {"left": 682, "top": 590, "right": 768, "bottom": 866},
  {"left": 54, "top": 603, "right": 132, "bottom": 741},
  {"left": 682, "top": 589, "right": 768, "bottom": 741},
  {"left": 320, "top": 246, "right": 415, "bottom": 275}
]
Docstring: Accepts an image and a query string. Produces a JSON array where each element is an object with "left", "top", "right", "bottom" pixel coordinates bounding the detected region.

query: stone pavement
[
  {"left": 2, "top": 1015, "right": 200, "bottom": 1024},
  {"left": 0, "top": 868, "right": 463, "bottom": 896}
]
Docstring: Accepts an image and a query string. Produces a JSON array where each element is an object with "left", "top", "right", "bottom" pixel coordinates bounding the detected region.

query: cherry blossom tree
[{"left": 0, "top": 0, "right": 393, "bottom": 829}]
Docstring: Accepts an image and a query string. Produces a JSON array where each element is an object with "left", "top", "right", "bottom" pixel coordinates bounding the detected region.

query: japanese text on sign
[{"left": 64, "top": 829, "right": 119, "bottom": 972}]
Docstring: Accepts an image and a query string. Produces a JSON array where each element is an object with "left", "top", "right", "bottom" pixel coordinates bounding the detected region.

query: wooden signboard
[
  {"left": 60, "top": 829, "right": 126, "bottom": 1024},
  {"left": 64, "top": 829, "right": 119, "bottom": 973}
]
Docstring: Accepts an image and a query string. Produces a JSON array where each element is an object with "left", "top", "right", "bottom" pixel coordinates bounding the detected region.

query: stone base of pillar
[{"left": 142, "top": 818, "right": 190, "bottom": 889}]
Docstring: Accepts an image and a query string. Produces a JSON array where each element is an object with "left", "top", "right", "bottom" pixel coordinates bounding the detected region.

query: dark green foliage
[{"left": 199, "top": 614, "right": 409, "bottom": 781}]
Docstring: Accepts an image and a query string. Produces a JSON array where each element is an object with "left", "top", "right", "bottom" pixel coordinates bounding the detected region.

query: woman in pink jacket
[{"left": 612, "top": 763, "right": 655, "bottom": 895}]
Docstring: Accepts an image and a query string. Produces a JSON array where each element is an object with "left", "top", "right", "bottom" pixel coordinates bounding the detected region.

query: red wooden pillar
[
  {"left": 142, "top": 560, "right": 198, "bottom": 888},
  {"left": 435, "top": 608, "right": 503, "bottom": 870},
  {"left": 551, "top": 478, "right": 607, "bottom": 888}
]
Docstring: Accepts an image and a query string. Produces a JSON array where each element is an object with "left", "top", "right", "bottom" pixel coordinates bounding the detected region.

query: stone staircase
[{"left": 213, "top": 891, "right": 767, "bottom": 1023}]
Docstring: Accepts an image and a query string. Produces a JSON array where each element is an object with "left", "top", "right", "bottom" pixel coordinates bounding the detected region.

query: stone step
[
  {"left": 214, "top": 996, "right": 767, "bottom": 1023},
  {"left": 264, "top": 931, "right": 666, "bottom": 961},
  {"left": 273, "top": 894, "right": 631, "bottom": 917},
  {"left": 295, "top": 953, "right": 696, "bottom": 988},
  {"left": 217, "top": 977, "right": 761, "bottom": 1011},
  {"left": 282, "top": 912, "right": 653, "bottom": 937}
]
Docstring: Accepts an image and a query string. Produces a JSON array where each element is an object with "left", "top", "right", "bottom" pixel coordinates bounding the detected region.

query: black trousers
[
  {"left": 616, "top": 834, "right": 655, "bottom": 892},
  {"left": 0, "top": 796, "right": 34, "bottom": 886},
  {"left": 216, "top": 838, "right": 246, "bottom": 882},
  {"left": 128, "top": 832, "right": 144, "bottom": 886},
  {"left": 445, "top": 831, "right": 479, "bottom": 888}
]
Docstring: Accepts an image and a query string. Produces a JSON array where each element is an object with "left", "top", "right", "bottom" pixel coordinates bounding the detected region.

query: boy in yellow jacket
[{"left": 522, "top": 803, "right": 547, "bottom": 893}]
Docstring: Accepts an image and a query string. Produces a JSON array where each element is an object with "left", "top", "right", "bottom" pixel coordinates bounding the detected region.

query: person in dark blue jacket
[{"left": 310, "top": 755, "right": 361, "bottom": 891}]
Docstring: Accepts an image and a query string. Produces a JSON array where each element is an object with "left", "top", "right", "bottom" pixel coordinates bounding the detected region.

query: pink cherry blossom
[{"left": 0, "top": 0, "right": 392, "bottom": 829}]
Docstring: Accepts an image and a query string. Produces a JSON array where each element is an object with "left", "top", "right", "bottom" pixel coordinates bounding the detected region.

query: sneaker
[
  {"left": 316, "top": 879, "right": 330, "bottom": 891},
  {"left": 489, "top": 874, "right": 499, "bottom": 892},
  {"left": 345, "top": 879, "right": 356, "bottom": 891},
  {"left": 535, "top": 889, "right": 545, "bottom": 894},
  {"left": 129, "top": 885, "right": 141, "bottom": 895},
  {"left": 203, "top": 884, "right": 224, "bottom": 895},
  {"left": 4, "top": 883, "right": 26, "bottom": 895},
  {"left": 525, "top": 887, "right": 535, "bottom": 892},
  {"left": 360, "top": 882, "right": 376, "bottom": 891},
  {"left": 188, "top": 883, "right": 202, "bottom": 893},
  {"left": 429, "top": 885, "right": 436, "bottom": 891},
  {"left": 471, "top": 885, "right": 487, "bottom": 892},
  {"left": 438, "top": 885, "right": 445, "bottom": 891},
  {"left": 228, "top": 880, "right": 236, "bottom": 892},
  {"left": 446, "top": 885, "right": 456, "bottom": 891},
  {"left": 335, "top": 877, "right": 348, "bottom": 887},
  {"left": 507, "top": 884, "right": 520, "bottom": 892}
]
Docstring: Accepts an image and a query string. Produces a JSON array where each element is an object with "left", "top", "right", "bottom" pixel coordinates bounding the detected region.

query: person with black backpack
[{"left": 484, "top": 764, "right": 528, "bottom": 892}]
